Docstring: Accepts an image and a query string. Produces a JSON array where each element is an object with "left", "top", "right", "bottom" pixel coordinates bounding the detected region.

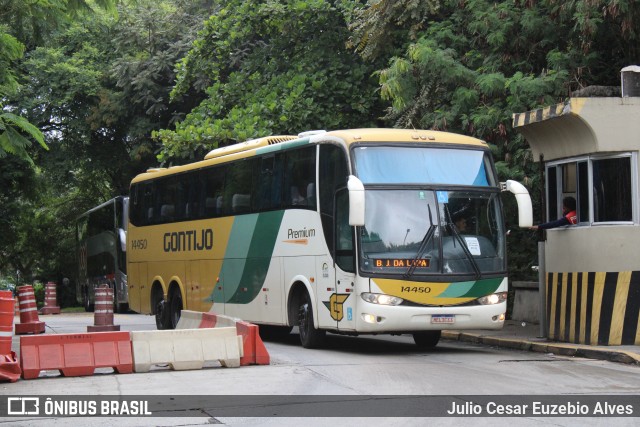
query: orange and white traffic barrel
[
  {"left": 14, "top": 285, "right": 46, "bottom": 335},
  {"left": 40, "top": 281, "right": 61, "bottom": 315},
  {"left": 87, "top": 286, "right": 120, "bottom": 332},
  {"left": 0, "top": 290, "right": 21, "bottom": 382}
]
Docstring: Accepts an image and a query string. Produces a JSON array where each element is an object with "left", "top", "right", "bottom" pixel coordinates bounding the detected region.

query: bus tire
[
  {"left": 298, "top": 292, "right": 325, "bottom": 349},
  {"left": 155, "top": 298, "right": 167, "bottom": 330},
  {"left": 167, "top": 287, "right": 183, "bottom": 330},
  {"left": 113, "top": 295, "right": 120, "bottom": 313},
  {"left": 412, "top": 331, "right": 441, "bottom": 348},
  {"left": 84, "top": 290, "right": 94, "bottom": 312}
]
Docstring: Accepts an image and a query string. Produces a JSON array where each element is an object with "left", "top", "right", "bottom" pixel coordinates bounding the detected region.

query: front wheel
[
  {"left": 413, "top": 331, "right": 441, "bottom": 349},
  {"left": 298, "top": 292, "right": 325, "bottom": 348}
]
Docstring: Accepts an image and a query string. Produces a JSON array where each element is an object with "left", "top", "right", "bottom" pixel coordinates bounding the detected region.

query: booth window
[{"left": 546, "top": 153, "right": 635, "bottom": 225}]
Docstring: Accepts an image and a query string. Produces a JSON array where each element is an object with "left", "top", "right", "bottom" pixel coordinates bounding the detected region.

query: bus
[
  {"left": 127, "top": 129, "right": 532, "bottom": 348},
  {"left": 76, "top": 196, "right": 129, "bottom": 313}
]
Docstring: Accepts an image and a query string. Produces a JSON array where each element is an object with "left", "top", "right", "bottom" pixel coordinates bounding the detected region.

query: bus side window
[
  {"left": 284, "top": 146, "right": 316, "bottom": 209},
  {"left": 253, "top": 155, "right": 282, "bottom": 211},
  {"left": 203, "top": 165, "right": 226, "bottom": 217},
  {"left": 224, "top": 160, "right": 252, "bottom": 214}
]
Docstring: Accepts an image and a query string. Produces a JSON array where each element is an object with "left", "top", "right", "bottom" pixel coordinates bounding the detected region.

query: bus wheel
[
  {"left": 84, "top": 290, "right": 94, "bottom": 312},
  {"left": 113, "top": 295, "right": 120, "bottom": 314},
  {"left": 297, "top": 292, "right": 325, "bottom": 349},
  {"left": 413, "top": 331, "right": 441, "bottom": 349},
  {"left": 167, "top": 287, "right": 183, "bottom": 330},
  {"left": 155, "top": 299, "right": 167, "bottom": 330}
]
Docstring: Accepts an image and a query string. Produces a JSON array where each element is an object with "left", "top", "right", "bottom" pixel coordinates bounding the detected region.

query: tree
[
  {"left": 349, "top": 0, "right": 640, "bottom": 279},
  {"left": 0, "top": 0, "right": 119, "bottom": 165},
  {"left": 155, "top": 0, "right": 382, "bottom": 162},
  {"left": 0, "top": 0, "right": 211, "bottom": 286}
]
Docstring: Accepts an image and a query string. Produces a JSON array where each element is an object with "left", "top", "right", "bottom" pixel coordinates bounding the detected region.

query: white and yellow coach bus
[{"left": 127, "top": 129, "right": 532, "bottom": 348}]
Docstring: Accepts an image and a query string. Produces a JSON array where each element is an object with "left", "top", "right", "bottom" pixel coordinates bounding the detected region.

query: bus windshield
[
  {"left": 354, "top": 146, "right": 494, "bottom": 186},
  {"left": 354, "top": 146, "right": 505, "bottom": 277}
]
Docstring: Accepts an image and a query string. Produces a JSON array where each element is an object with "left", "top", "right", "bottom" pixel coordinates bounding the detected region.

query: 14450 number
[{"left": 401, "top": 286, "right": 431, "bottom": 293}]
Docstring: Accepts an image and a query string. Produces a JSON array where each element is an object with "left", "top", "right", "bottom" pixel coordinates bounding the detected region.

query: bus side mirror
[
  {"left": 347, "top": 175, "right": 365, "bottom": 226},
  {"left": 502, "top": 180, "right": 533, "bottom": 228}
]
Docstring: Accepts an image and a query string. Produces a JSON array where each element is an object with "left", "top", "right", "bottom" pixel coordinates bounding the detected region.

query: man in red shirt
[{"left": 530, "top": 197, "right": 577, "bottom": 230}]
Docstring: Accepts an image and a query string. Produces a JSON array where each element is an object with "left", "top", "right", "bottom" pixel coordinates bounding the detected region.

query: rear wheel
[
  {"left": 413, "top": 331, "right": 441, "bottom": 349},
  {"left": 167, "top": 287, "right": 183, "bottom": 330},
  {"left": 298, "top": 292, "right": 325, "bottom": 348},
  {"left": 153, "top": 287, "right": 169, "bottom": 330},
  {"left": 155, "top": 298, "right": 167, "bottom": 330},
  {"left": 112, "top": 287, "right": 121, "bottom": 313},
  {"left": 83, "top": 289, "right": 94, "bottom": 312}
]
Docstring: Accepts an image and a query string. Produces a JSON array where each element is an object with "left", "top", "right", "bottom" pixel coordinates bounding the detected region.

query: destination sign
[{"left": 373, "top": 258, "right": 430, "bottom": 268}]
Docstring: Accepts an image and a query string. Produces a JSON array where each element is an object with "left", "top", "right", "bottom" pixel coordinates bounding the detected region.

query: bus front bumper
[{"left": 353, "top": 301, "right": 506, "bottom": 333}]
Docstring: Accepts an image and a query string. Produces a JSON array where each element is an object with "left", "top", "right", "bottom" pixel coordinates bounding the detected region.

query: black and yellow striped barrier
[
  {"left": 512, "top": 102, "right": 569, "bottom": 128},
  {"left": 547, "top": 272, "right": 640, "bottom": 345}
]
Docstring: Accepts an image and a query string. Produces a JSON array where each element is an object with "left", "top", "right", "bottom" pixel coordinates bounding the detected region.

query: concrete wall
[
  {"left": 517, "top": 97, "right": 640, "bottom": 162},
  {"left": 545, "top": 226, "right": 640, "bottom": 273}
]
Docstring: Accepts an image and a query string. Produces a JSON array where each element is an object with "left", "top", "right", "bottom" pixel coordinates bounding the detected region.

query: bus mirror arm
[
  {"left": 347, "top": 175, "right": 365, "bottom": 226},
  {"left": 502, "top": 180, "right": 533, "bottom": 228}
]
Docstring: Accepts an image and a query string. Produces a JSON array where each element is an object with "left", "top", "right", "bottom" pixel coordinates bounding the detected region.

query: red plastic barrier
[
  {"left": 235, "top": 320, "right": 270, "bottom": 366},
  {"left": 40, "top": 282, "right": 61, "bottom": 315},
  {"left": 20, "top": 331, "right": 133, "bottom": 379},
  {"left": 0, "top": 290, "right": 20, "bottom": 382},
  {"left": 87, "top": 286, "right": 120, "bottom": 332},
  {"left": 195, "top": 312, "right": 269, "bottom": 366},
  {"left": 15, "top": 285, "right": 45, "bottom": 335}
]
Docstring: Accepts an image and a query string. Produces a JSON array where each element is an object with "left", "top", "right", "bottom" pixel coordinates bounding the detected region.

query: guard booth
[{"left": 513, "top": 67, "right": 640, "bottom": 346}]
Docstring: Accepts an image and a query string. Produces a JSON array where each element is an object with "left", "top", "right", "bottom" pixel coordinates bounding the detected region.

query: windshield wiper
[
  {"left": 404, "top": 206, "right": 436, "bottom": 279},
  {"left": 449, "top": 220, "right": 482, "bottom": 279}
]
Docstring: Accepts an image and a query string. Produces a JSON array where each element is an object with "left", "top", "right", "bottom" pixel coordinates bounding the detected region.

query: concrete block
[
  {"left": 511, "top": 281, "right": 539, "bottom": 323},
  {"left": 177, "top": 310, "right": 270, "bottom": 365},
  {"left": 130, "top": 327, "right": 243, "bottom": 373}
]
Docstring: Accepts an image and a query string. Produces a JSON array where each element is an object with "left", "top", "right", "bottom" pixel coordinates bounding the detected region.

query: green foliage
[
  {"left": 348, "top": 0, "right": 442, "bottom": 61},
  {"left": 349, "top": 0, "right": 640, "bottom": 280},
  {"left": 0, "top": 29, "right": 24, "bottom": 97},
  {"left": 0, "top": 0, "right": 118, "bottom": 165},
  {"left": 33, "top": 281, "right": 44, "bottom": 308},
  {"left": 156, "top": 0, "right": 380, "bottom": 162},
  {"left": 1, "top": 0, "right": 209, "bottom": 283},
  {"left": 0, "top": 112, "right": 48, "bottom": 165}
]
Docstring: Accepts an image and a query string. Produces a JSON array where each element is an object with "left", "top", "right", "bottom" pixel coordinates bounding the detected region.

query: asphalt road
[{"left": 1, "top": 312, "right": 639, "bottom": 426}]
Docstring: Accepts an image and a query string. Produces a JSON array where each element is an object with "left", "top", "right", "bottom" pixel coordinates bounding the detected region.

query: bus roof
[
  {"left": 76, "top": 196, "right": 128, "bottom": 221},
  {"left": 320, "top": 128, "right": 487, "bottom": 147},
  {"left": 130, "top": 128, "right": 487, "bottom": 184}
]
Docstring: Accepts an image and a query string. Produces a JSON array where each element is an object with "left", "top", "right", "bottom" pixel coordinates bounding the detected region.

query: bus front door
[{"left": 332, "top": 188, "right": 357, "bottom": 331}]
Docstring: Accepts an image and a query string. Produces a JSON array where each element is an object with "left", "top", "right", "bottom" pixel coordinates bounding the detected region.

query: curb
[{"left": 441, "top": 331, "right": 640, "bottom": 365}]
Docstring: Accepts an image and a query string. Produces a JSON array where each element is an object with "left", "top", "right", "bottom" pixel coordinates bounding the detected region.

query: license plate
[{"left": 431, "top": 315, "right": 455, "bottom": 324}]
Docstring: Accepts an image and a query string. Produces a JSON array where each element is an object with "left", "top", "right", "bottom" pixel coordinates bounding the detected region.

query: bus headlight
[
  {"left": 477, "top": 292, "right": 507, "bottom": 305},
  {"left": 361, "top": 292, "right": 403, "bottom": 306}
]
